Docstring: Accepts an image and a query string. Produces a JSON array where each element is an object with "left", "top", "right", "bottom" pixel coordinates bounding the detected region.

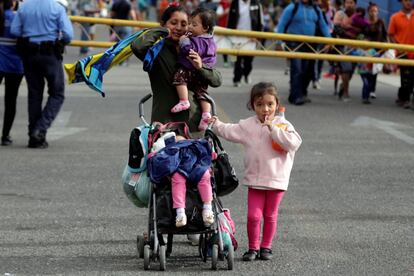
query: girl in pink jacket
[{"left": 210, "top": 82, "right": 302, "bottom": 261}]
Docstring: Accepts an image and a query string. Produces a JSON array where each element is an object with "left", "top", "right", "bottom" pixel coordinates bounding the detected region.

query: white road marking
[
  {"left": 47, "top": 111, "right": 87, "bottom": 141},
  {"left": 351, "top": 116, "right": 414, "bottom": 145}
]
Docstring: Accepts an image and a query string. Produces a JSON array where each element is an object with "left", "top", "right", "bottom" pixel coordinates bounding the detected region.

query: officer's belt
[{"left": 26, "top": 41, "right": 57, "bottom": 55}]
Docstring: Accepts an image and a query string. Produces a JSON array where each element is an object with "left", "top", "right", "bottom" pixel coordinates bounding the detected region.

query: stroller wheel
[
  {"left": 159, "top": 245, "right": 167, "bottom": 271},
  {"left": 144, "top": 245, "right": 151, "bottom": 270},
  {"left": 211, "top": 244, "right": 218, "bottom": 270},
  {"left": 136, "top": 235, "right": 145, "bottom": 259},
  {"left": 227, "top": 243, "right": 234, "bottom": 270}
]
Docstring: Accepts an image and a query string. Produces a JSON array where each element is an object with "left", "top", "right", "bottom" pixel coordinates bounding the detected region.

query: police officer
[{"left": 10, "top": 0, "right": 73, "bottom": 148}]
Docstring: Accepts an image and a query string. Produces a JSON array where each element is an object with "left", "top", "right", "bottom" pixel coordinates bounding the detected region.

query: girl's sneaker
[
  {"left": 259, "top": 248, "right": 273, "bottom": 260},
  {"left": 242, "top": 249, "right": 259, "bottom": 261},
  {"left": 202, "top": 209, "right": 214, "bottom": 226},
  {"left": 176, "top": 214, "right": 187, "bottom": 227},
  {"left": 171, "top": 100, "right": 190, "bottom": 113}
]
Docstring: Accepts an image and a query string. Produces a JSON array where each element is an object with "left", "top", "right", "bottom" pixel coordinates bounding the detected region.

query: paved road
[{"left": 1, "top": 35, "right": 414, "bottom": 275}]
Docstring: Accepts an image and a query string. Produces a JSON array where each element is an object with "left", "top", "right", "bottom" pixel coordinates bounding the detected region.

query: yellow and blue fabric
[{"left": 64, "top": 29, "right": 165, "bottom": 97}]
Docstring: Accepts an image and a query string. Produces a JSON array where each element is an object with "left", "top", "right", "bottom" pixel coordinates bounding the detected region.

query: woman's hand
[{"left": 187, "top": 49, "right": 202, "bottom": 70}]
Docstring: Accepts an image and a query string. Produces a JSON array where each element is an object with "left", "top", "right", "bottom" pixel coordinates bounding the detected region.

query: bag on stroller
[
  {"left": 204, "top": 129, "right": 239, "bottom": 197},
  {"left": 122, "top": 124, "right": 152, "bottom": 208}
]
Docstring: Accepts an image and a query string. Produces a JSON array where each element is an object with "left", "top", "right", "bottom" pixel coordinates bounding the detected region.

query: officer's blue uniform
[{"left": 10, "top": 0, "right": 73, "bottom": 148}]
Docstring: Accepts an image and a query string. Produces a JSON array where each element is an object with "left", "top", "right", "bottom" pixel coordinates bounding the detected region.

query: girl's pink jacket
[{"left": 213, "top": 116, "right": 302, "bottom": 191}]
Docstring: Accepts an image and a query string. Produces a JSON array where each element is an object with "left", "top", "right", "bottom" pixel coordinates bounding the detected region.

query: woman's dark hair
[
  {"left": 0, "top": 0, "right": 14, "bottom": 36},
  {"left": 367, "top": 1, "right": 377, "bottom": 12},
  {"left": 190, "top": 7, "right": 216, "bottom": 34},
  {"left": 247, "top": 82, "right": 280, "bottom": 110},
  {"left": 160, "top": 4, "right": 188, "bottom": 25}
]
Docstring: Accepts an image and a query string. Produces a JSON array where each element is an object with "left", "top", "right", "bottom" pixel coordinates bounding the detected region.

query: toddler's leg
[
  {"left": 198, "top": 170, "right": 214, "bottom": 226},
  {"left": 198, "top": 100, "right": 212, "bottom": 131},
  {"left": 171, "top": 85, "right": 190, "bottom": 113},
  {"left": 260, "top": 190, "right": 285, "bottom": 258},
  {"left": 171, "top": 172, "right": 187, "bottom": 227}
]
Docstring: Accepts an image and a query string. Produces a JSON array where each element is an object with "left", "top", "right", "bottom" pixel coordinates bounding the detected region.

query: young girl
[
  {"left": 170, "top": 7, "right": 217, "bottom": 131},
  {"left": 210, "top": 82, "right": 302, "bottom": 261}
]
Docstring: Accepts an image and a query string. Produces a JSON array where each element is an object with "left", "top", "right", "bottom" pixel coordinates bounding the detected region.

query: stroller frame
[{"left": 135, "top": 93, "right": 234, "bottom": 271}]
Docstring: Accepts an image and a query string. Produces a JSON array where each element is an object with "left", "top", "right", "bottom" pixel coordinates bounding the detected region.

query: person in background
[
  {"left": 333, "top": 0, "right": 358, "bottom": 102},
  {"left": 349, "top": 6, "right": 369, "bottom": 39},
  {"left": 111, "top": 0, "right": 136, "bottom": 41},
  {"left": 11, "top": 0, "right": 73, "bottom": 148},
  {"left": 353, "top": 44, "right": 378, "bottom": 104},
  {"left": 365, "top": 1, "right": 387, "bottom": 99},
  {"left": 210, "top": 82, "right": 302, "bottom": 261},
  {"left": 199, "top": 0, "right": 218, "bottom": 12},
  {"left": 312, "top": 0, "right": 332, "bottom": 90},
  {"left": 216, "top": 0, "right": 231, "bottom": 67},
  {"left": 322, "top": 0, "right": 342, "bottom": 81},
  {"left": 388, "top": 0, "right": 414, "bottom": 109},
  {"left": 227, "top": 0, "right": 263, "bottom": 87},
  {"left": 78, "top": 0, "right": 104, "bottom": 55},
  {"left": 276, "top": 0, "right": 330, "bottom": 105},
  {"left": 0, "top": 0, "right": 24, "bottom": 146}
]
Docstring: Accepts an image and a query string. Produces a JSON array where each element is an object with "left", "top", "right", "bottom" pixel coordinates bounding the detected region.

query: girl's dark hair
[
  {"left": 0, "top": 0, "right": 14, "bottom": 36},
  {"left": 160, "top": 5, "right": 188, "bottom": 26},
  {"left": 190, "top": 7, "right": 216, "bottom": 34},
  {"left": 247, "top": 82, "right": 280, "bottom": 110}
]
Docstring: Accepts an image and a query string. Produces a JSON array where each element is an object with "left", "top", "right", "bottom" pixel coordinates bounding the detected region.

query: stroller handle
[
  {"left": 203, "top": 94, "right": 216, "bottom": 116},
  {"left": 139, "top": 93, "right": 152, "bottom": 125}
]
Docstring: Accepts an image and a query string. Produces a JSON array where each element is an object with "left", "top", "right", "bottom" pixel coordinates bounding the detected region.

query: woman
[
  {"left": 131, "top": 4, "right": 222, "bottom": 133},
  {"left": 365, "top": 2, "right": 387, "bottom": 99},
  {"left": 333, "top": 0, "right": 358, "bottom": 101},
  {"left": 0, "top": 0, "right": 24, "bottom": 146}
]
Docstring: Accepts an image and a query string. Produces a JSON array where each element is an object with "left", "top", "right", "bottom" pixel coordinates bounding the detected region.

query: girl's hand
[
  {"left": 209, "top": 116, "right": 219, "bottom": 124},
  {"left": 187, "top": 49, "right": 202, "bottom": 70},
  {"left": 263, "top": 115, "right": 273, "bottom": 131}
]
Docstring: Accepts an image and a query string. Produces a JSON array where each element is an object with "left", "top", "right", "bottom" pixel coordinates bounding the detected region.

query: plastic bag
[{"left": 122, "top": 165, "right": 151, "bottom": 208}]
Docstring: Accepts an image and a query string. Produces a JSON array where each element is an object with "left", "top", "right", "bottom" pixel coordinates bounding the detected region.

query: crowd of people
[{"left": 69, "top": 0, "right": 414, "bottom": 107}]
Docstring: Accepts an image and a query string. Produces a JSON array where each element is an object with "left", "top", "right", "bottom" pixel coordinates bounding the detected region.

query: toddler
[
  {"left": 210, "top": 82, "right": 302, "bottom": 261},
  {"left": 170, "top": 7, "right": 217, "bottom": 131},
  {"left": 148, "top": 133, "right": 214, "bottom": 228},
  {"left": 349, "top": 7, "right": 370, "bottom": 39}
]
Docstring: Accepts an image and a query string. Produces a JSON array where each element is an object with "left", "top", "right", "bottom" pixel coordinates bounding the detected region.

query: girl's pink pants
[
  {"left": 171, "top": 170, "right": 212, "bottom": 208},
  {"left": 247, "top": 187, "right": 285, "bottom": 250}
]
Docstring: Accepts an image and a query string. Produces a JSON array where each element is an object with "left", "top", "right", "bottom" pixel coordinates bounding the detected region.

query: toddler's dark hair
[
  {"left": 247, "top": 82, "right": 280, "bottom": 110},
  {"left": 355, "top": 6, "right": 366, "bottom": 17},
  {"left": 160, "top": 5, "right": 188, "bottom": 26},
  {"left": 191, "top": 7, "right": 216, "bottom": 34}
]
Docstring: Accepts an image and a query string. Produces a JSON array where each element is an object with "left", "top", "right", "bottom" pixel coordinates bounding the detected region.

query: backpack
[
  {"left": 283, "top": 2, "right": 326, "bottom": 36},
  {"left": 127, "top": 124, "right": 151, "bottom": 173},
  {"left": 122, "top": 124, "right": 152, "bottom": 208}
]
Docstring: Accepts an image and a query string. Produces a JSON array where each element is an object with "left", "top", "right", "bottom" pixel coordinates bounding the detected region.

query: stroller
[{"left": 130, "top": 93, "right": 237, "bottom": 271}]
